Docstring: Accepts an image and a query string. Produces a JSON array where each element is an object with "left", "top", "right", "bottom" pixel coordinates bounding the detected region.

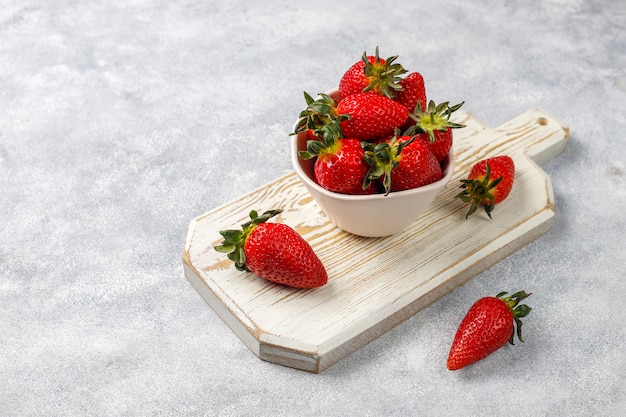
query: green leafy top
[
  {"left": 456, "top": 161, "right": 503, "bottom": 219},
  {"left": 298, "top": 120, "right": 345, "bottom": 160},
  {"left": 291, "top": 91, "right": 349, "bottom": 139},
  {"left": 362, "top": 133, "right": 416, "bottom": 195},
  {"left": 405, "top": 100, "right": 465, "bottom": 141},
  {"left": 496, "top": 291, "right": 532, "bottom": 345},
  {"left": 361, "top": 46, "right": 408, "bottom": 99},
  {"left": 214, "top": 209, "right": 282, "bottom": 271}
]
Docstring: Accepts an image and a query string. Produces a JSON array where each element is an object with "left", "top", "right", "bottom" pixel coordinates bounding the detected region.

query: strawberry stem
[
  {"left": 496, "top": 291, "right": 532, "bottom": 344},
  {"left": 298, "top": 123, "right": 344, "bottom": 160},
  {"left": 405, "top": 100, "right": 465, "bottom": 141},
  {"left": 361, "top": 46, "right": 407, "bottom": 98},
  {"left": 456, "top": 161, "right": 503, "bottom": 219},
  {"left": 291, "top": 91, "right": 349, "bottom": 139},
  {"left": 362, "top": 133, "right": 416, "bottom": 195}
]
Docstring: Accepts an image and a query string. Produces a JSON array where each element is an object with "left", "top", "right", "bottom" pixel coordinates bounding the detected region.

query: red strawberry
[
  {"left": 299, "top": 131, "right": 376, "bottom": 195},
  {"left": 416, "top": 130, "right": 452, "bottom": 163},
  {"left": 406, "top": 100, "right": 465, "bottom": 162},
  {"left": 395, "top": 71, "right": 427, "bottom": 113},
  {"left": 456, "top": 155, "right": 515, "bottom": 219},
  {"left": 363, "top": 135, "right": 442, "bottom": 194},
  {"left": 291, "top": 91, "right": 349, "bottom": 140},
  {"left": 337, "top": 93, "right": 409, "bottom": 141},
  {"left": 338, "top": 46, "right": 407, "bottom": 99},
  {"left": 215, "top": 210, "right": 327, "bottom": 288},
  {"left": 447, "top": 291, "right": 532, "bottom": 370}
]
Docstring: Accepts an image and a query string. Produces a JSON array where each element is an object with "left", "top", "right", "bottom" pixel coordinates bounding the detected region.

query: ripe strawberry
[
  {"left": 215, "top": 209, "right": 327, "bottom": 288},
  {"left": 405, "top": 100, "right": 465, "bottom": 162},
  {"left": 291, "top": 91, "right": 349, "bottom": 140},
  {"left": 299, "top": 130, "right": 376, "bottom": 195},
  {"left": 337, "top": 93, "right": 409, "bottom": 141},
  {"left": 338, "top": 46, "right": 407, "bottom": 99},
  {"left": 447, "top": 291, "right": 532, "bottom": 370},
  {"left": 456, "top": 155, "right": 515, "bottom": 219},
  {"left": 363, "top": 135, "right": 442, "bottom": 194},
  {"left": 394, "top": 71, "right": 427, "bottom": 113},
  {"left": 416, "top": 131, "right": 452, "bottom": 163}
]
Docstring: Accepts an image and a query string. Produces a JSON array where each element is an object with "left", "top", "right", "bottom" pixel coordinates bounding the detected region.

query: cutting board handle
[{"left": 453, "top": 109, "right": 569, "bottom": 174}]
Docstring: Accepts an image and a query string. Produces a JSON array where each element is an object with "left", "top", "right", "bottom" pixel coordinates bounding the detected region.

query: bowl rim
[{"left": 291, "top": 145, "right": 455, "bottom": 201}]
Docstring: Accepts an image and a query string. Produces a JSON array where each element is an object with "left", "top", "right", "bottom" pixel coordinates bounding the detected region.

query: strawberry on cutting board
[
  {"left": 456, "top": 155, "right": 515, "bottom": 219},
  {"left": 447, "top": 291, "right": 532, "bottom": 371},
  {"left": 215, "top": 209, "right": 327, "bottom": 288}
]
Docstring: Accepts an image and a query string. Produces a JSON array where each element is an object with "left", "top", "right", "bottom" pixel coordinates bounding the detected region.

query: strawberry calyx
[
  {"left": 456, "top": 161, "right": 502, "bottom": 219},
  {"left": 291, "top": 91, "right": 349, "bottom": 139},
  {"left": 214, "top": 209, "right": 283, "bottom": 272},
  {"left": 405, "top": 100, "right": 465, "bottom": 141},
  {"left": 298, "top": 123, "right": 343, "bottom": 160},
  {"left": 496, "top": 291, "right": 532, "bottom": 344},
  {"left": 361, "top": 46, "right": 407, "bottom": 99},
  {"left": 362, "top": 132, "right": 416, "bottom": 195}
]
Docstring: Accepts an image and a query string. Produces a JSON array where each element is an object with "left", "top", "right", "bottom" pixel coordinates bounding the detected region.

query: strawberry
[
  {"left": 456, "top": 155, "right": 515, "bottom": 219},
  {"left": 215, "top": 209, "right": 327, "bottom": 288},
  {"left": 337, "top": 93, "right": 409, "bottom": 141},
  {"left": 417, "top": 130, "right": 452, "bottom": 163},
  {"left": 447, "top": 291, "right": 532, "bottom": 370},
  {"left": 394, "top": 71, "right": 427, "bottom": 113},
  {"left": 338, "top": 46, "right": 407, "bottom": 99},
  {"left": 291, "top": 91, "right": 349, "bottom": 140},
  {"left": 405, "top": 100, "right": 465, "bottom": 162},
  {"left": 299, "top": 130, "right": 376, "bottom": 195},
  {"left": 363, "top": 135, "right": 442, "bottom": 195}
]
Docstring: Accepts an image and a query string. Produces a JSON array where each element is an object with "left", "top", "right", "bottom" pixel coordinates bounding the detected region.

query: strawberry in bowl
[
  {"left": 290, "top": 47, "right": 464, "bottom": 237},
  {"left": 291, "top": 101, "right": 455, "bottom": 237}
]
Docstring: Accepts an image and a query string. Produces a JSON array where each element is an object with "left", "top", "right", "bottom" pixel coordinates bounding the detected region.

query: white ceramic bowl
[{"left": 290, "top": 89, "right": 455, "bottom": 237}]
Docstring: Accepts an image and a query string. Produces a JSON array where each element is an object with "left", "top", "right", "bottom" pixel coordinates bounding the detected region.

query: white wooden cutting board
[{"left": 183, "top": 109, "right": 569, "bottom": 373}]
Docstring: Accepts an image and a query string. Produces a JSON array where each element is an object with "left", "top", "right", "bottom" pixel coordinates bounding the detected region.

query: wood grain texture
[{"left": 183, "top": 109, "right": 569, "bottom": 373}]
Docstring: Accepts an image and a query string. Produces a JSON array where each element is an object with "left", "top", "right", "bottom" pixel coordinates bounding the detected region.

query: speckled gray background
[{"left": 1, "top": 1, "right": 625, "bottom": 416}]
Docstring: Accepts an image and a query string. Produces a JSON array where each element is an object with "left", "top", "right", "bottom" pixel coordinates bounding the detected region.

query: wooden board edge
[
  {"left": 312, "top": 207, "right": 556, "bottom": 373},
  {"left": 181, "top": 108, "right": 568, "bottom": 373}
]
